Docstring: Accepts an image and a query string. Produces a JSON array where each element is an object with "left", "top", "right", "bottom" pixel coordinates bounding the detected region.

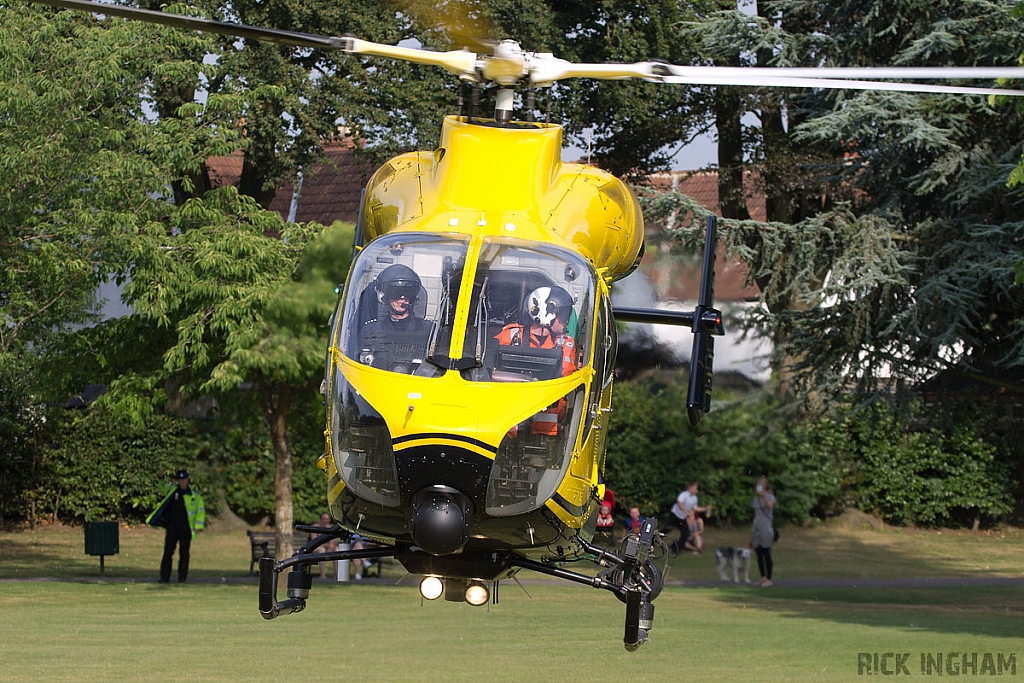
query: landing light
[
  {"left": 419, "top": 576, "right": 444, "bottom": 601},
  {"left": 465, "top": 581, "right": 489, "bottom": 607}
]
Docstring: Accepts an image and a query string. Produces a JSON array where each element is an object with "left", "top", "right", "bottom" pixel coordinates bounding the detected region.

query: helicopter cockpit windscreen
[
  {"left": 339, "top": 233, "right": 469, "bottom": 377},
  {"left": 460, "top": 239, "right": 594, "bottom": 384}
]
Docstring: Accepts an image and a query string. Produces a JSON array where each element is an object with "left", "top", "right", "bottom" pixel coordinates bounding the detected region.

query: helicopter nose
[{"left": 409, "top": 486, "right": 473, "bottom": 556}]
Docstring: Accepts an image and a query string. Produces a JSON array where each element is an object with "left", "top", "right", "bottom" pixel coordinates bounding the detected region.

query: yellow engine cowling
[{"left": 360, "top": 116, "right": 644, "bottom": 282}]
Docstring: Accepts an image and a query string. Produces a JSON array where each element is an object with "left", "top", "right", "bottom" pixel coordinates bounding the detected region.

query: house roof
[
  {"left": 644, "top": 171, "right": 763, "bottom": 301},
  {"left": 646, "top": 170, "right": 767, "bottom": 221},
  {"left": 206, "top": 139, "right": 374, "bottom": 225}
]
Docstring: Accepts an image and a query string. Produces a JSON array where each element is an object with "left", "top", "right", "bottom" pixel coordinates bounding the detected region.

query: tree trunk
[
  {"left": 756, "top": 0, "right": 795, "bottom": 226},
  {"left": 715, "top": 77, "right": 751, "bottom": 222},
  {"left": 262, "top": 383, "right": 295, "bottom": 560},
  {"left": 240, "top": 151, "right": 278, "bottom": 210}
]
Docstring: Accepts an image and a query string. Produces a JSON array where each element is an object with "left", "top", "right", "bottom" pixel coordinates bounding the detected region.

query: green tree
[
  {"left": 400, "top": 0, "right": 723, "bottom": 176},
  {"left": 649, "top": 0, "right": 1024, "bottom": 411},
  {"left": 545, "top": 0, "right": 714, "bottom": 177},
  {"left": 40, "top": 408, "right": 200, "bottom": 524},
  {"left": 0, "top": 4, "right": 234, "bottom": 354},
  {"left": 1, "top": 3, "right": 346, "bottom": 546},
  {"left": 605, "top": 370, "right": 848, "bottom": 526},
  {"left": 606, "top": 370, "right": 1014, "bottom": 528},
  {"left": 124, "top": 195, "right": 353, "bottom": 553},
  {"left": 169, "top": 0, "right": 456, "bottom": 198},
  {"left": 0, "top": 1, "right": 238, "bottom": 524},
  {"left": 1005, "top": 1, "right": 1024, "bottom": 282},
  {"left": 0, "top": 353, "right": 48, "bottom": 527},
  {"left": 846, "top": 405, "right": 1014, "bottom": 527}
]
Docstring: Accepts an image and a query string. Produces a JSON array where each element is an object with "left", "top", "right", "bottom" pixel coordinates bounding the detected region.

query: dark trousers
[
  {"left": 160, "top": 524, "right": 191, "bottom": 583},
  {"left": 755, "top": 546, "right": 773, "bottom": 580},
  {"left": 662, "top": 515, "right": 690, "bottom": 553}
]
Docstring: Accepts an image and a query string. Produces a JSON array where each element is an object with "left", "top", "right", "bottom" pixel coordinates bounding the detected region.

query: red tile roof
[
  {"left": 207, "top": 139, "right": 374, "bottom": 225},
  {"left": 644, "top": 171, "right": 762, "bottom": 301},
  {"left": 647, "top": 170, "right": 767, "bottom": 221}
]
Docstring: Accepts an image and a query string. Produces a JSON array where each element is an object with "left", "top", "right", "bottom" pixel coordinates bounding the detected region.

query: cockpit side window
[
  {"left": 338, "top": 234, "right": 469, "bottom": 376},
  {"left": 461, "top": 239, "right": 595, "bottom": 383}
]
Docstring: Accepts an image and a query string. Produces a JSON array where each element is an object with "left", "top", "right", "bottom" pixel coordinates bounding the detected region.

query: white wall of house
[{"left": 612, "top": 268, "right": 772, "bottom": 382}]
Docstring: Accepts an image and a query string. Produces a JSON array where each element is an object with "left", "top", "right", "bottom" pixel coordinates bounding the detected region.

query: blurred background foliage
[
  {"left": 603, "top": 368, "right": 1018, "bottom": 530},
  {"left": 2, "top": 0, "right": 1023, "bottom": 533},
  {"left": 6, "top": 364, "right": 1017, "bottom": 530}
]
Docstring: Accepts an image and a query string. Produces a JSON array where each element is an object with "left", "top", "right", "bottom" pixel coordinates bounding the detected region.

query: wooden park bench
[
  {"left": 246, "top": 530, "right": 322, "bottom": 573},
  {"left": 246, "top": 530, "right": 275, "bottom": 575},
  {"left": 247, "top": 528, "right": 396, "bottom": 578}
]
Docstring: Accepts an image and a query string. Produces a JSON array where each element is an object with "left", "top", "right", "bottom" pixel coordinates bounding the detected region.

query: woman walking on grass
[{"left": 750, "top": 476, "right": 776, "bottom": 586}]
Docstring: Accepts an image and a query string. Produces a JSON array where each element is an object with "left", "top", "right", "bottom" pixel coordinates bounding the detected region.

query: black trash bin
[{"left": 84, "top": 521, "right": 119, "bottom": 576}]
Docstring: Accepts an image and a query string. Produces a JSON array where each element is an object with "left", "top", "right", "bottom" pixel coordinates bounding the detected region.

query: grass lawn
[
  {"left": 4, "top": 519, "right": 1023, "bottom": 581},
  {"left": 673, "top": 521, "right": 1024, "bottom": 581},
  {"left": 1, "top": 522, "right": 1022, "bottom": 682}
]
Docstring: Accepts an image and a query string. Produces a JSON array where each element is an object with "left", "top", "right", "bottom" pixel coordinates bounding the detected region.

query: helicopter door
[
  {"left": 582, "top": 293, "right": 614, "bottom": 444},
  {"left": 459, "top": 238, "right": 595, "bottom": 384},
  {"left": 338, "top": 233, "right": 470, "bottom": 376}
]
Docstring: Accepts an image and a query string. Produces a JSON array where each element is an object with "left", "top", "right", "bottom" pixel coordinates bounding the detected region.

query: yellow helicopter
[{"left": 28, "top": 0, "right": 1024, "bottom": 650}]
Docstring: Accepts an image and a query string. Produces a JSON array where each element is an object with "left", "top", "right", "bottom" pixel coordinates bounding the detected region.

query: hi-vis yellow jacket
[{"left": 146, "top": 483, "right": 206, "bottom": 540}]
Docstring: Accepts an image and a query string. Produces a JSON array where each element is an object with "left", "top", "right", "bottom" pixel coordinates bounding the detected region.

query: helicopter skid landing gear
[
  {"left": 623, "top": 590, "right": 655, "bottom": 652},
  {"left": 618, "top": 516, "right": 660, "bottom": 651},
  {"left": 512, "top": 517, "right": 663, "bottom": 651},
  {"left": 258, "top": 556, "right": 308, "bottom": 619},
  {"left": 258, "top": 525, "right": 399, "bottom": 620}
]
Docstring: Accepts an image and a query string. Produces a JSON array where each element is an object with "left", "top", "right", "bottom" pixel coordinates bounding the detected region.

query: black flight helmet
[{"left": 377, "top": 264, "right": 421, "bottom": 306}]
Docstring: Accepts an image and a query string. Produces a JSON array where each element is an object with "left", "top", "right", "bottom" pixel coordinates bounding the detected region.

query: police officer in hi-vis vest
[{"left": 147, "top": 469, "right": 206, "bottom": 583}]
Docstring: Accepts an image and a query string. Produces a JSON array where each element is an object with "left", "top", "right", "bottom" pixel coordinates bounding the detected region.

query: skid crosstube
[{"left": 258, "top": 522, "right": 661, "bottom": 650}]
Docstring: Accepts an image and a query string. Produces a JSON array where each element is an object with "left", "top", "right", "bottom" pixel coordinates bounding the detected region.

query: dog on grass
[{"left": 715, "top": 546, "right": 752, "bottom": 584}]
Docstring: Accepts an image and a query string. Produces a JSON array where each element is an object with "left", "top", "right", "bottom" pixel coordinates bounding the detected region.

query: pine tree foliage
[{"left": 646, "top": 0, "right": 1024, "bottom": 408}]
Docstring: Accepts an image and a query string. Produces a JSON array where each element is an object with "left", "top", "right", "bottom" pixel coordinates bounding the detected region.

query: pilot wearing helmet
[
  {"left": 358, "top": 263, "right": 432, "bottom": 372},
  {"left": 495, "top": 286, "right": 579, "bottom": 436},
  {"left": 494, "top": 285, "right": 578, "bottom": 377}
]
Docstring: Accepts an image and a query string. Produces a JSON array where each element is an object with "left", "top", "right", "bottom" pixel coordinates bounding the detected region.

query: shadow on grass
[
  {"left": 0, "top": 534, "right": 114, "bottom": 578},
  {"left": 0, "top": 527, "right": 255, "bottom": 580},
  {"left": 702, "top": 582, "right": 1024, "bottom": 639},
  {"left": 652, "top": 522, "right": 1024, "bottom": 638},
  {"left": 665, "top": 523, "right": 1024, "bottom": 582}
]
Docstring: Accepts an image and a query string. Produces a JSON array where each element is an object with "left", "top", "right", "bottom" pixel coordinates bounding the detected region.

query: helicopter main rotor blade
[
  {"left": 30, "top": 0, "right": 344, "bottom": 49},
  {"left": 29, "top": 0, "right": 1024, "bottom": 96},
  {"left": 653, "top": 69, "right": 1024, "bottom": 97},
  {"left": 530, "top": 59, "right": 1024, "bottom": 96},
  {"left": 28, "top": 0, "right": 480, "bottom": 78},
  {"left": 707, "top": 65, "right": 1024, "bottom": 81},
  {"left": 344, "top": 37, "right": 477, "bottom": 78}
]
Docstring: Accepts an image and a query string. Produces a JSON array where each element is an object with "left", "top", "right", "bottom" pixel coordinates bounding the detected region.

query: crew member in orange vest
[{"left": 495, "top": 286, "right": 578, "bottom": 435}]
